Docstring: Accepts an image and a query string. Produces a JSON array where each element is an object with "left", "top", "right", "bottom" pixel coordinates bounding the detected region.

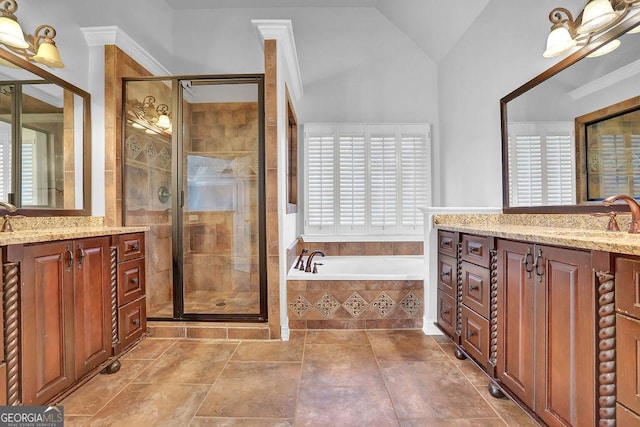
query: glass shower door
[{"left": 180, "top": 79, "right": 265, "bottom": 319}]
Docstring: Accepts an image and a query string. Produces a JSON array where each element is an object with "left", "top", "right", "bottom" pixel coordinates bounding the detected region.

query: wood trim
[
  {"left": 2, "top": 262, "right": 19, "bottom": 405},
  {"left": 110, "top": 246, "right": 119, "bottom": 348},
  {"left": 455, "top": 242, "right": 463, "bottom": 338},
  {"left": 596, "top": 271, "right": 616, "bottom": 426},
  {"left": 489, "top": 248, "right": 498, "bottom": 373}
]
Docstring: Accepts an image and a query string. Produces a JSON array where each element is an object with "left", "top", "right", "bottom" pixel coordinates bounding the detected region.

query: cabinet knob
[
  {"left": 440, "top": 308, "right": 451, "bottom": 317},
  {"left": 468, "top": 245, "right": 481, "bottom": 255},
  {"left": 469, "top": 284, "right": 480, "bottom": 292},
  {"left": 131, "top": 243, "right": 139, "bottom": 251},
  {"left": 440, "top": 270, "right": 451, "bottom": 279},
  {"left": 132, "top": 318, "right": 140, "bottom": 326},
  {"left": 131, "top": 277, "right": 139, "bottom": 284}
]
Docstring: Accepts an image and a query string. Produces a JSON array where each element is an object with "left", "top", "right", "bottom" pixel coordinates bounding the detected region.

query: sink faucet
[
  {"left": 602, "top": 194, "right": 640, "bottom": 233},
  {"left": 305, "top": 250, "right": 325, "bottom": 272},
  {"left": 0, "top": 201, "right": 16, "bottom": 213}
]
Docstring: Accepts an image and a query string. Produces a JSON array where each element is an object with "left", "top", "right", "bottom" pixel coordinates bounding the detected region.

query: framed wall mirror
[
  {"left": 501, "top": 12, "right": 640, "bottom": 213},
  {"left": 0, "top": 47, "right": 90, "bottom": 215}
]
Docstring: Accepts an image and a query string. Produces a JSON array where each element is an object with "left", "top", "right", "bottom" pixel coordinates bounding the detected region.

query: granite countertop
[
  {"left": 433, "top": 213, "right": 640, "bottom": 256},
  {"left": 0, "top": 216, "right": 149, "bottom": 246}
]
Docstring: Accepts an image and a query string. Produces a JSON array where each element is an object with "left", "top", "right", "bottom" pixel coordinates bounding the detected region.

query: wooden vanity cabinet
[
  {"left": 615, "top": 256, "right": 640, "bottom": 423},
  {"left": 437, "top": 231, "right": 459, "bottom": 341},
  {"left": 21, "top": 236, "right": 111, "bottom": 405},
  {"left": 496, "top": 239, "right": 595, "bottom": 427}
]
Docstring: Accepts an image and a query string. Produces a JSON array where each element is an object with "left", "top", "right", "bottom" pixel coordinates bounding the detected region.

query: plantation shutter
[
  {"left": 304, "top": 123, "right": 430, "bottom": 236},
  {"left": 632, "top": 134, "right": 640, "bottom": 195},
  {"left": 0, "top": 123, "right": 10, "bottom": 202},
  {"left": 508, "top": 122, "right": 574, "bottom": 206},
  {"left": 305, "top": 124, "right": 335, "bottom": 234},
  {"left": 599, "top": 134, "right": 626, "bottom": 196},
  {"left": 21, "top": 141, "right": 34, "bottom": 205},
  {"left": 337, "top": 125, "right": 366, "bottom": 234},
  {"left": 369, "top": 126, "right": 397, "bottom": 232}
]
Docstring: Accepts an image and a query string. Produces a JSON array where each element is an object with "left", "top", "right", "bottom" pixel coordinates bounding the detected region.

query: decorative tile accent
[
  {"left": 400, "top": 291, "right": 423, "bottom": 317},
  {"left": 342, "top": 292, "right": 368, "bottom": 318},
  {"left": 372, "top": 292, "right": 395, "bottom": 318},
  {"left": 315, "top": 292, "right": 341, "bottom": 318},
  {"left": 126, "top": 134, "right": 143, "bottom": 159},
  {"left": 289, "top": 294, "right": 311, "bottom": 318}
]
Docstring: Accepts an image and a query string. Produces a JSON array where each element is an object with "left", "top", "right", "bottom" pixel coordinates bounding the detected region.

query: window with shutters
[
  {"left": 0, "top": 122, "right": 11, "bottom": 202},
  {"left": 508, "top": 122, "right": 575, "bottom": 207},
  {"left": 304, "top": 123, "right": 430, "bottom": 237}
]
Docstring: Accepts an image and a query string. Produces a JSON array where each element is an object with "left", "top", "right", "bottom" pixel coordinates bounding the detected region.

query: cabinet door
[
  {"left": 496, "top": 239, "right": 535, "bottom": 408},
  {"left": 21, "top": 241, "right": 75, "bottom": 405},
  {"left": 73, "top": 236, "right": 112, "bottom": 379},
  {"left": 535, "top": 245, "right": 594, "bottom": 427},
  {"left": 437, "top": 290, "right": 456, "bottom": 338},
  {"left": 617, "top": 314, "right": 640, "bottom": 415}
]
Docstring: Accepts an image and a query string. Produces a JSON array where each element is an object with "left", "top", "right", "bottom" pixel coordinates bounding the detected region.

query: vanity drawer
[
  {"left": 617, "top": 314, "right": 640, "bottom": 415},
  {"left": 437, "top": 291, "right": 456, "bottom": 340},
  {"left": 438, "top": 254, "right": 457, "bottom": 296},
  {"left": 116, "top": 233, "right": 145, "bottom": 263},
  {"left": 461, "top": 261, "right": 490, "bottom": 319},
  {"left": 118, "top": 297, "right": 146, "bottom": 350},
  {"left": 615, "top": 256, "right": 640, "bottom": 319},
  {"left": 118, "top": 259, "right": 145, "bottom": 306},
  {"left": 461, "top": 305, "right": 489, "bottom": 368},
  {"left": 438, "top": 231, "right": 458, "bottom": 257},
  {"left": 617, "top": 404, "right": 640, "bottom": 426},
  {"left": 461, "top": 234, "right": 492, "bottom": 268}
]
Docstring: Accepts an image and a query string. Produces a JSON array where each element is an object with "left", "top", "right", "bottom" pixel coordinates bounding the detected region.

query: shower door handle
[{"left": 180, "top": 190, "right": 185, "bottom": 208}]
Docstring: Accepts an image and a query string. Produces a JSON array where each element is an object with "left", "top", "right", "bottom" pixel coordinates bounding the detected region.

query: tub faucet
[
  {"left": 295, "top": 248, "right": 308, "bottom": 270},
  {"left": 305, "top": 250, "right": 325, "bottom": 272},
  {"left": 603, "top": 194, "right": 640, "bottom": 234}
]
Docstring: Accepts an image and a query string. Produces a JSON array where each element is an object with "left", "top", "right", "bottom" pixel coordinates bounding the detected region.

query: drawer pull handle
[
  {"left": 440, "top": 239, "right": 452, "bottom": 249},
  {"left": 467, "top": 330, "right": 477, "bottom": 338},
  {"left": 441, "top": 309, "right": 451, "bottom": 316},
  {"left": 534, "top": 248, "right": 544, "bottom": 282},
  {"left": 132, "top": 318, "right": 140, "bottom": 326},
  {"left": 130, "top": 243, "right": 139, "bottom": 251},
  {"left": 469, "top": 285, "right": 480, "bottom": 292},
  {"left": 131, "top": 277, "right": 139, "bottom": 284},
  {"left": 468, "top": 245, "right": 481, "bottom": 255},
  {"left": 440, "top": 270, "right": 451, "bottom": 279}
]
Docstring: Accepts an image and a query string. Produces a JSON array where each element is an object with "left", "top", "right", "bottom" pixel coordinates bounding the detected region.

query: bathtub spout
[
  {"left": 294, "top": 248, "right": 308, "bottom": 270},
  {"left": 305, "top": 250, "right": 325, "bottom": 272}
]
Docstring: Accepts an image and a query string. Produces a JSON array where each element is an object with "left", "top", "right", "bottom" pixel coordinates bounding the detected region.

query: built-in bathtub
[
  {"left": 288, "top": 255, "right": 424, "bottom": 280},
  {"left": 286, "top": 255, "right": 425, "bottom": 330}
]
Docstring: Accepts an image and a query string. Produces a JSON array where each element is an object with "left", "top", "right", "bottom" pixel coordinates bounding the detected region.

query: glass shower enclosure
[{"left": 122, "top": 75, "right": 266, "bottom": 322}]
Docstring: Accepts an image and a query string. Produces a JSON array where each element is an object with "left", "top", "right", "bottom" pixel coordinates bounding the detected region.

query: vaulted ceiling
[{"left": 163, "top": 0, "right": 491, "bottom": 63}]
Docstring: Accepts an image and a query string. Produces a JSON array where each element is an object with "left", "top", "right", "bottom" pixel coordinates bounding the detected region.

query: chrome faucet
[
  {"left": 603, "top": 194, "right": 640, "bottom": 234},
  {"left": 0, "top": 201, "right": 16, "bottom": 212},
  {"left": 294, "top": 248, "right": 308, "bottom": 270},
  {"left": 305, "top": 250, "right": 325, "bottom": 272}
]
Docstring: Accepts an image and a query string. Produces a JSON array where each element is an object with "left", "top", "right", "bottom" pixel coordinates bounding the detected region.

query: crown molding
[
  {"left": 251, "top": 19, "right": 304, "bottom": 101},
  {"left": 569, "top": 57, "right": 640, "bottom": 100},
  {"left": 80, "top": 26, "right": 171, "bottom": 76}
]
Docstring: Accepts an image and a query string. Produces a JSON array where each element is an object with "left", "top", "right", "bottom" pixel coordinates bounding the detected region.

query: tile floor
[{"left": 61, "top": 330, "right": 539, "bottom": 426}]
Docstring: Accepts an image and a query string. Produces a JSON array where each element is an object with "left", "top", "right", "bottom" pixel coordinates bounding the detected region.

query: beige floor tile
[
  {"left": 400, "top": 418, "right": 506, "bottom": 426},
  {"left": 86, "top": 383, "right": 210, "bottom": 427},
  {"left": 296, "top": 386, "right": 399, "bottom": 426},
  {"left": 196, "top": 361, "right": 301, "bottom": 419},
  {"left": 134, "top": 341, "right": 237, "bottom": 384},
  {"left": 302, "top": 343, "right": 384, "bottom": 387},
  {"left": 368, "top": 330, "right": 450, "bottom": 362},
  {"left": 120, "top": 337, "right": 177, "bottom": 360},
  {"left": 63, "top": 415, "right": 93, "bottom": 426},
  {"left": 381, "top": 360, "right": 498, "bottom": 420},
  {"left": 474, "top": 385, "right": 541, "bottom": 426},
  {"left": 61, "top": 359, "right": 152, "bottom": 415},
  {"left": 232, "top": 338, "right": 304, "bottom": 362},
  {"left": 306, "top": 329, "right": 369, "bottom": 345}
]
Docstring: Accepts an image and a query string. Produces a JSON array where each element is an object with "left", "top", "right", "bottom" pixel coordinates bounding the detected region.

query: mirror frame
[
  {"left": 0, "top": 47, "right": 91, "bottom": 216},
  {"left": 501, "top": 12, "right": 640, "bottom": 214}
]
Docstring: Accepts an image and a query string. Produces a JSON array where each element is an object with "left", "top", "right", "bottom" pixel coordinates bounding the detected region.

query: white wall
[
  {"left": 172, "top": 7, "right": 437, "bottom": 124},
  {"left": 437, "top": 0, "right": 585, "bottom": 207}
]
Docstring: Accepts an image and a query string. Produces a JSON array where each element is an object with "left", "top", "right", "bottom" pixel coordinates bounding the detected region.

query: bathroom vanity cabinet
[
  {"left": 435, "top": 229, "right": 607, "bottom": 426},
  {"left": 1, "top": 230, "right": 147, "bottom": 406}
]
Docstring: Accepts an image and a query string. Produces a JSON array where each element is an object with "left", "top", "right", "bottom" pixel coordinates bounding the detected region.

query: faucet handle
[
  {"left": 312, "top": 263, "right": 323, "bottom": 274},
  {"left": 591, "top": 211, "right": 620, "bottom": 232}
]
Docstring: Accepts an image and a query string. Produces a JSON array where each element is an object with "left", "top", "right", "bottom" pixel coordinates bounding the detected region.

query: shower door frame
[{"left": 122, "top": 74, "right": 268, "bottom": 322}]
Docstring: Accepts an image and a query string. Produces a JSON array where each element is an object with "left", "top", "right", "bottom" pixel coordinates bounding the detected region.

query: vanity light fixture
[
  {"left": 543, "top": 0, "right": 640, "bottom": 58},
  {"left": 0, "top": 0, "right": 63, "bottom": 68},
  {"left": 127, "top": 95, "right": 172, "bottom": 133}
]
